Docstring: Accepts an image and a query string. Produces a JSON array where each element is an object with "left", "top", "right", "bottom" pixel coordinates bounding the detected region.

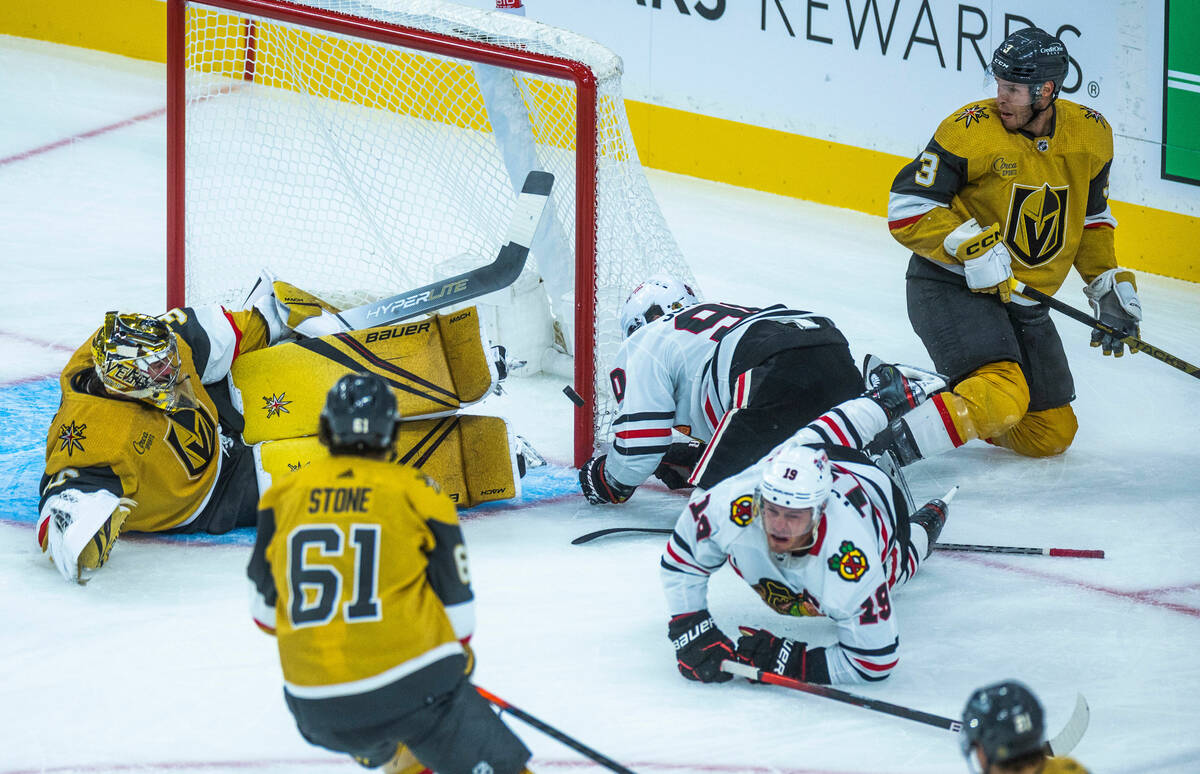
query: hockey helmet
[
  {"left": 754, "top": 441, "right": 833, "bottom": 551},
  {"left": 319, "top": 372, "right": 400, "bottom": 455},
  {"left": 961, "top": 680, "right": 1046, "bottom": 769},
  {"left": 91, "top": 311, "right": 184, "bottom": 411},
  {"left": 620, "top": 274, "right": 699, "bottom": 338},
  {"left": 989, "top": 27, "right": 1070, "bottom": 101}
]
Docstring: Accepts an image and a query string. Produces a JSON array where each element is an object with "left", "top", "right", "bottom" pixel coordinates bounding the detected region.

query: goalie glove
[
  {"left": 1083, "top": 268, "right": 1142, "bottom": 357},
  {"left": 944, "top": 220, "right": 1014, "bottom": 303},
  {"left": 735, "top": 626, "right": 829, "bottom": 684},
  {"left": 578, "top": 455, "right": 636, "bottom": 504},
  {"left": 668, "top": 610, "right": 735, "bottom": 683},
  {"left": 39, "top": 489, "right": 134, "bottom": 584}
]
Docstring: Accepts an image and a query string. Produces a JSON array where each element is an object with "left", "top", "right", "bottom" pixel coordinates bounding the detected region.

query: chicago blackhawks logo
[
  {"left": 954, "top": 104, "right": 990, "bottom": 128},
  {"left": 262, "top": 392, "right": 292, "bottom": 418},
  {"left": 730, "top": 495, "right": 754, "bottom": 526},
  {"left": 828, "top": 540, "right": 869, "bottom": 581},
  {"left": 752, "top": 578, "right": 822, "bottom": 617},
  {"left": 164, "top": 405, "right": 217, "bottom": 478},
  {"left": 1004, "top": 182, "right": 1069, "bottom": 267},
  {"left": 57, "top": 421, "right": 87, "bottom": 456}
]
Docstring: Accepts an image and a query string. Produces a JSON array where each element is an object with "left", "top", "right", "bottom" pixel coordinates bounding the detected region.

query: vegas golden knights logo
[
  {"left": 1004, "top": 182, "right": 1069, "bottom": 267},
  {"left": 165, "top": 406, "right": 218, "bottom": 478}
]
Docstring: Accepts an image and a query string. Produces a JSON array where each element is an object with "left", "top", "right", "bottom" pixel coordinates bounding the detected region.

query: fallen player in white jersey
[
  {"left": 580, "top": 274, "right": 861, "bottom": 505},
  {"left": 661, "top": 362, "right": 949, "bottom": 685}
]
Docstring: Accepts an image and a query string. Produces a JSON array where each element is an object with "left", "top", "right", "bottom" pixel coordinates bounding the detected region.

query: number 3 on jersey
[{"left": 288, "top": 524, "right": 382, "bottom": 628}]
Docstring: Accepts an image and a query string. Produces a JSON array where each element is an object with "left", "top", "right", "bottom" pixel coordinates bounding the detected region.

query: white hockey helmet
[
  {"left": 754, "top": 441, "right": 833, "bottom": 515},
  {"left": 620, "top": 274, "right": 699, "bottom": 337}
]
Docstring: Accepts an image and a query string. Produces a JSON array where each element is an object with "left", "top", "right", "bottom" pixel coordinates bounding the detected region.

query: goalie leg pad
[
  {"left": 233, "top": 307, "right": 497, "bottom": 443},
  {"left": 256, "top": 415, "right": 519, "bottom": 508}
]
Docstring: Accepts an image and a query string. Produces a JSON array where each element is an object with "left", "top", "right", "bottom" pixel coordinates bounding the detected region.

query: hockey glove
[
  {"left": 578, "top": 455, "right": 636, "bottom": 504},
  {"left": 864, "top": 361, "right": 946, "bottom": 422},
  {"left": 736, "top": 626, "right": 826, "bottom": 683},
  {"left": 944, "top": 220, "right": 1013, "bottom": 303},
  {"left": 668, "top": 610, "right": 735, "bottom": 683},
  {"left": 653, "top": 439, "right": 706, "bottom": 490},
  {"left": 1083, "top": 268, "right": 1142, "bottom": 357}
]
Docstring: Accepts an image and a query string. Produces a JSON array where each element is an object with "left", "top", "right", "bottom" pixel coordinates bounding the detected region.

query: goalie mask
[
  {"left": 319, "top": 372, "right": 399, "bottom": 455},
  {"left": 620, "top": 274, "right": 699, "bottom": 338},
  {"left": 91, "top": 311, "right": 185, "bottom": 411},
  {"left": 754, "top": 442, "right": 832, "bottom": 554}
]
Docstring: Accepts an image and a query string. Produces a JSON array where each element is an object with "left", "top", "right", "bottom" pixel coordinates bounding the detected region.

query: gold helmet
[{"left": 90, "top": 312, "right": 184, "bottom": 410}]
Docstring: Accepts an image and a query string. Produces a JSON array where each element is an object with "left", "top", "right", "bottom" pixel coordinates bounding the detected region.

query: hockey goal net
[{"left": 166, "top": 0, "right": 694, "bottom": 466}]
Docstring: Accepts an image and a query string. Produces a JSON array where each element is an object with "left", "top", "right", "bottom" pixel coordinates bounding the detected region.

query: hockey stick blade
[
  {"left": 571, "top": 527, "right": 673, "bottom": 545},
  {"left": 335, "top": 170, "right": 554, "bottom": 330},
  {"left": 1015, "top": 283, "right": 1200, "bottom": 380},
  {"left": 1045, "top": 693, "right": 1090, "bottom": 756}
]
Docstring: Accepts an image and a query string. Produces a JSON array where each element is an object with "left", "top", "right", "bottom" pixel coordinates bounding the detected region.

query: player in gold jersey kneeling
[{"left": 248, "top": 372, "right": 532, "bottom": 774}]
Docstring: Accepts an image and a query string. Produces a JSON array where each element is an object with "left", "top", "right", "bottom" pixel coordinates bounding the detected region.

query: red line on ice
[{"left": 0, "top": 107, "right": 166, "bottom": 168}]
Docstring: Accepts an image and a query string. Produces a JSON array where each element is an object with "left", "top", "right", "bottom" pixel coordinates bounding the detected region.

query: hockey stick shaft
[
  {"left": 335, "top": 170, "right": 554, "bottom": 330},
  {"left": 720, "top": 661, "right": 962, "bottom": 731},
  {"left": 1015, "top": 283, "right": 1200, "bottom": 380},
  {"left": 934, "top": 542, "right": 1105, "bottom": 559},
  {"left": 476, "top": 686, "right": 636, "bottom": 774}
]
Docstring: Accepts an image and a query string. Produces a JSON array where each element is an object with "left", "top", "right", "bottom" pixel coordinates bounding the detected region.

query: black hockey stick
[
  {"left": 570, "top": 527, "right": 672, "bottom": 545},
  {"left": 572, "top": 527, "right": 1104, "bottom": 558},
  {"left": 334, "top": 170, "right": 554, "bottom": 330},
  {"left": 934, "top": 542, "right": 1105, "bottom": 559},
  {"left": 721, "top": 662, "right": 1090, "bottom": 755},
  {"left": 476, "top": 686, "right": 637, "bottom": 774},
  {"left": 1015, "top": 282, "right": 1200, "bottom": 380}
]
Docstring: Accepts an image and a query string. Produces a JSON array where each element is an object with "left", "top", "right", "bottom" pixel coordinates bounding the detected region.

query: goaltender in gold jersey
[{"left": 248, "top": 372, "right": 531, "bottom": 774}]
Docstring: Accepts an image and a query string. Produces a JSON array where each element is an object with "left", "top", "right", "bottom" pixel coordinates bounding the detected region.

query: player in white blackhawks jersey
[
  {"left": 662, "top": 363, "right": 951, "bottom": 685},
  {"left": 579, "top": 275, "right": 861, "bottom": 504}
]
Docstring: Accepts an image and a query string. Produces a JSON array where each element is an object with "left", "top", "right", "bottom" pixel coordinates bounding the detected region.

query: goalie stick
[
  {"left": 720, "top": 661, "right": 1090, "bottom": 756},
  {"left": 1015, "top": 282, "right": 1200, "bottom": 380},
  {"left": 333, "top": 170, "right": 554, "bottom": 330},
  {"left": 571, "top": 526, "right": 1103, "bottom": 557}
]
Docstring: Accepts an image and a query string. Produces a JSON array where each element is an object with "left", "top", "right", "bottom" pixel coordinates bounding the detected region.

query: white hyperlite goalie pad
[{"left": 170, "top": 0, "right": 697, "bottom": 462}]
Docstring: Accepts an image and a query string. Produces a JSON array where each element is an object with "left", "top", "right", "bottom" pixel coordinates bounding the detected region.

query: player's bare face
[
  {"left": 761, "top": 501, "right": 816, "bottom": 553},
  {"left": 994, "top": 78, "right": 1038, "bottom": 131}
]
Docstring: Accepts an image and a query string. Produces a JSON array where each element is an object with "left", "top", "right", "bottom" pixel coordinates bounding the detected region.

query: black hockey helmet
[
  {"left": 318, "top": 372, "right": 399, "bottom": 455},
  {"left": 990, "top": 27, "right": 1069, "bottom": 100},
  {"left": 960, "top": 680, "right": 1046, "bottom": 767}
]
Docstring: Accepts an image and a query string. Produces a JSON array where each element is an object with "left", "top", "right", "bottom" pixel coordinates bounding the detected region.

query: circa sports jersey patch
[
  {"left": 954, "top": 104, "right": 990, "bottom": 128},
  {"left": 262, "top": 392, "right": 293, "bottom": 418},
  {"left": 1004, "top": 182, "right": 1069, "bottom": 266},
  {"left": 730, "top": 495, "right": 754, "bottom": 526},
  {"left": 752, "top": 577, "right": 822, "bottom": 617},
  {"left": 57, "top": 420, "right": 87, "bottom": 456},
  {"left": 828, "top": 540, "right": 869, "bottom": 581}
]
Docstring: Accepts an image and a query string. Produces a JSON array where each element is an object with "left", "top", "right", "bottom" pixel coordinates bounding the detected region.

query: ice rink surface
[{"left": 3, "top": 35, "right": 1200, "bottom": 774}]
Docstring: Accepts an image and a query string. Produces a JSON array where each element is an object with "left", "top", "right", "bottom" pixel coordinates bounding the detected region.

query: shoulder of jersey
[
  {"left": 704, "top": 470, "right": 761, "bottom": 542},
  {"left": 817, "top": 496, "right": 882, "bottom": 586},
  {"left": 1059, "top": 98, "right": 1113, "bottom": 138},
  {"left": 932, "top": 99, "right": 1005, "bottom": 154}
]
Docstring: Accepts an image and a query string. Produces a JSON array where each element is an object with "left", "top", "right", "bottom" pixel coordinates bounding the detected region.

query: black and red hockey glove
[
  {"left": 668, "top": 610, "right": 735, "bottom": 683},
  {"left": 735, "top": 626, "right": 829, "bottom": 684},
  {"left": 578, "top": 455, "right": 636, "bottom": 505}
]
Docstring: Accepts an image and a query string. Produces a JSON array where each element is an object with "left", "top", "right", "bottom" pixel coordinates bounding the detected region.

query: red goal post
[{"left": 166, "top": 0, "right": 694, "bottom": 466}]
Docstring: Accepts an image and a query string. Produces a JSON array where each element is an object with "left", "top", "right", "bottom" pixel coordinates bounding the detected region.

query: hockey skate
[{"left": 909, "top": 487, "right": 956, "bottom": 558}]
